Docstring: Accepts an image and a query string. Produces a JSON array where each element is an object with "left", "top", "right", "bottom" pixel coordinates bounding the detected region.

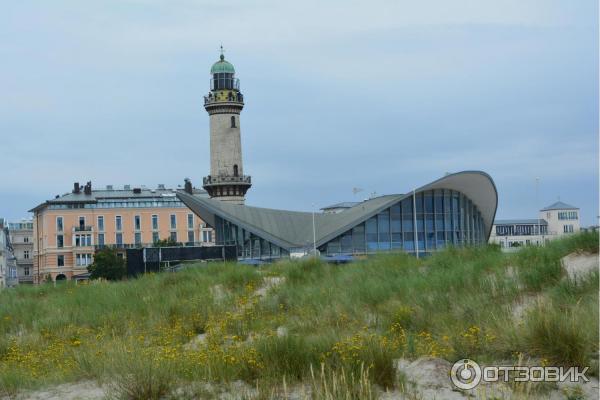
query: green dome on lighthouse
[{"left": 210, "top": 53, "right": 235, "bottom": 74}]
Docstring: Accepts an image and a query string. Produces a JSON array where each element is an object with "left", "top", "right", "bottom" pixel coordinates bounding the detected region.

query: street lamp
[
  {"left": 312, "top": 203, "right": 317, "bottom": 257},
  {"left": 535, "top": 177, "right": 542, "bottom": 246}
]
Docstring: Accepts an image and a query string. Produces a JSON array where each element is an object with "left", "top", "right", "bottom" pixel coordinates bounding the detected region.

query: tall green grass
[{"left": 0, "top": 232, "right": 597, "bottom": 398}]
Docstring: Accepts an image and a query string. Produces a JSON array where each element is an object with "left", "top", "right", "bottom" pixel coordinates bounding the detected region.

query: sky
[{"left": 0, "top": 0, "right": 598, "bottom": 225}]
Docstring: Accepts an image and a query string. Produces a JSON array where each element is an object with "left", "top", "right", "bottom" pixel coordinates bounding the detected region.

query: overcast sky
[{"left": 1, "top": 1, "right": 598, "bottom": 225}]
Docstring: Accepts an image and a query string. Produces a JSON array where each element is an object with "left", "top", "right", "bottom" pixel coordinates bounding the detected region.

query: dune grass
[{"left": 0, "top": 232, "right": 597, "bottom": 398}]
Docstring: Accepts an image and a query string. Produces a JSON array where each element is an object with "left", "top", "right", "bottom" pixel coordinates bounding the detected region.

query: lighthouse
[{"left": 202, "top": 48, "right": 251, "bottom": 204}]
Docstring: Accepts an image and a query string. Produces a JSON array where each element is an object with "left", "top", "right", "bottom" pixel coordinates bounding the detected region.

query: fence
[{"left": 126, "top": 245, "right": 237, "bottom": 277}]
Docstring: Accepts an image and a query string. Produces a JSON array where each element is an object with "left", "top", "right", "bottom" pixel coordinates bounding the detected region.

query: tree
[{"left": 88, "top": 248, "right": 126, "bottom": 281}]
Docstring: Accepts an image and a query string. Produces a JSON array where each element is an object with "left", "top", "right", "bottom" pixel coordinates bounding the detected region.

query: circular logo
[{"left": 451, "top": 359, "right": 482, "bottom": 390}]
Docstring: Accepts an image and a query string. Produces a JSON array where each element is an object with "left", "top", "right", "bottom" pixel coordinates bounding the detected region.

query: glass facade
[
  {"left": 214, "top": 216, "right": 289, "bottom": 260},
  {"left": 320, "top": 189, "right": 485, "bottom": 256}
]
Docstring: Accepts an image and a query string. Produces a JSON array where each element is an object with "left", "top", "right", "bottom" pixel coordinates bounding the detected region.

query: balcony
[
  {"left": 203, "top": 175, "right": 251, "bottom": 186},
  {"left": 73, "top": 226, "right": 93, "bottom": 232}
]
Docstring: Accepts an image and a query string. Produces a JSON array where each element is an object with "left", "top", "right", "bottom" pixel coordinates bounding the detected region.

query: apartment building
[
  {"left": 0, "top": 218, "right": 6, "bottom": 288},
  {"left": 7, "top": 220, "right": 34, "bottom": 284},
  {"left": 0, "top": 218, "right": 18, "bottom": 288},
  {"left": 489, "top": 201, "right": 581, "bottom": 249},
  {"left": 30, "top": 182, "right": 214, "bottom": 283}
]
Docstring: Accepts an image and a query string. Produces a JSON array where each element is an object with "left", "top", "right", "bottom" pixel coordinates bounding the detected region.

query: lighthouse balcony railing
[
  {"left": 203, "top": 175, "right": 251, "bottom": 185},
  {"left": 204, "top": 93, "right": 244, "bottom": 105}
]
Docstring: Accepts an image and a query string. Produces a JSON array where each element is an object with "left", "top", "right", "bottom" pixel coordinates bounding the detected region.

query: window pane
[
  {"left": 340, "top": 232, "right": 352, "bottom": 253},
  {"left": 401, "top": 198, "right": 413, "bottom": 215},
  {"left": 415, "top": 193, "right": 423, "bottom": 213},
  {"left": 424, "top": 192, "right": 434, "bottom": 213},
  {"left": 434, "top": 191, "right": 443, "bottom": 213},
  {"left": 366, "top": 217, "right": 377, "bottom": 251},
  {"left": 352, "top": 223, "right": 365, "bottom": 252}
]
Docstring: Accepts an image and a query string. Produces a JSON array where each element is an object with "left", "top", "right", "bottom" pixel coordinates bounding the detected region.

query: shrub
[
  {"left": 522, "top": 301, "right": 596, "bottom": 367},
  {"left": 106, "top": 350, "right": 176, "bottom": 400}
]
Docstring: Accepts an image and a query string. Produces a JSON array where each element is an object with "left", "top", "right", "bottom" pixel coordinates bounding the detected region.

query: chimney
[
  {"left": 84, "top": 181, "right": 92, "bottom": 195},
  {"left": 73, "top": 182, "right": 81, "bottom": 194},
  {"left": 184, "top": 178, "right": 193, "bottom": 194}
]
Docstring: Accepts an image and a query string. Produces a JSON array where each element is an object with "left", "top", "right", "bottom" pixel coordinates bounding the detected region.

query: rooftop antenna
[{"left": 220, "top": 44, "right": 224, "bottom": 60}]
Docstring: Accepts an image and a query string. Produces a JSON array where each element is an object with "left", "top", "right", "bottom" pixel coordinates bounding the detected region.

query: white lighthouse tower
[{"left": 202, "top": 48, "right": 251, "bottom": 204}]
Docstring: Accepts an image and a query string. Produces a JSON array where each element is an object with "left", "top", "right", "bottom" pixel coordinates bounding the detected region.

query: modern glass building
[{"left": 178, "top": 171, "right": 498, "bottom": 260}]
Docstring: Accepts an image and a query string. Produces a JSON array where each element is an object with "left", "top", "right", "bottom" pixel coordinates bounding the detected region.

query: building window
[
  {"left": 170, "top": 231, "right": 177, "bottom": 242},
  {"left": 78, "top": 216, "right": 85, "bottom": 229},
  {"left": 57, "top": 235, "right": 64, "bottom": 248},
  {"left": 24, "top": 267, "right": 30, "bottom": 276},
  {"left": 57, "top": 255, "right": 64, "bottom": 267},
  {"left": 56, "top": 217, "right": 63, "bottom": 232},
  {"left": 135, "top": 232, "right": 142, "bottom": 245},
  {"left": 134, "top": 215, "right": 141, "bottom": 231},
  {"left": 170, "top": 214, "right": 176, "bottom": 229},
  {"left": 23, "top": 237, "right": 29, "bottom": 243},
  {"left": 187, "top": 231, "right": 194, "bottom": 244},
  {"left": 23, "top": 250, "right": 29, "bottom": 259},
  {"left": 98, "top": 233, "right": 105, "bottom": 246},
  {"left": 187, "top": 214, "right": 194, "bottom": 229},
  {"left": 152, "top": 232, "right": 159, "bottom": 244},
  {"left": 558, "top": 211, "right": 578, "bottom": 220},
  {"left": 115, "top": 216, "right": 122, "bottom": 231},
  {"left": 233, "top": 164, "right": 239, "bottom": 177},
  {"left": 231, "top": 115, "right": 236, "bottom": 128},
  {"left": 152, "top": 215, "right": 158, "bottom": 230},
  {"left": 97, "top": 216, "right": 104, "bottom": 231},
  {"left": 202, "top": 231, "right": 212, "bottom": 243},
  {"left": 75, "top": 234, "right": 92, "bottom": 247},
  {"left": 76, "top": 254, "right": 93, "bottom": 267},
  {"left": 563, "top": 225, "right": 574, "bottom": 233},
  {"left": 116, "top": 233, "right": 123, "bottom": 246}
]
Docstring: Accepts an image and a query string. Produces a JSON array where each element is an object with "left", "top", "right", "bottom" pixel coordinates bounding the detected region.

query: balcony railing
[
  {"left": 203, "top": 175, "right": 251, "bottom": 186},
  {"left": 204, "top": 91, "right": 244, "bottom": 105},
  {"left": 73, "top": 226, "right": 93, "bottom": 232}
]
